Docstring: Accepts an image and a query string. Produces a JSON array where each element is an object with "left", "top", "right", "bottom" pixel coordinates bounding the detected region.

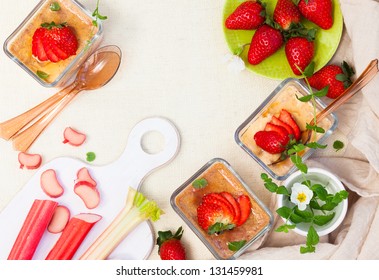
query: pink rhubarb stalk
[
  {"left": 8, "top": 199, "right": 58, "bottom": 260},
  {"left": 45, "top": 213, "right": 102, "bottom": 260}
]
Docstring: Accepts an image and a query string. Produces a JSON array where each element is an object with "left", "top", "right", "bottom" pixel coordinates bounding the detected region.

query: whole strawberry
[
  {"left": 157, "top": 227, "right": 186, "bottom": 260},
  {"left": 308, "top": 61, "right": 355, "bottom": 99},
  {"left": 274, "top": 0, "right": 301, "bottom": 30},
  {"left": 32, "top": 22, "right": 78, "bottom": 63},
  {"left": 297, "top": 0, "right": 333, "bottom": 30},
  {"left": 225, "top": 1, "right": 265, "bottom": 30},
  {"left": 248, "top": 24, "right": 284, "bottom": 65},
  {"left": 285, "top": 37, "right": 315, "bottom": 75}
]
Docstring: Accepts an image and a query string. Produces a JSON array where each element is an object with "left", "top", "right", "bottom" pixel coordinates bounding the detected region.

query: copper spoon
[
  {"left": 0, "top": 45, "right": 122, "bottom": 152},
  {"left": 270, "top": 59, "right": 379, "bottom": 165}
]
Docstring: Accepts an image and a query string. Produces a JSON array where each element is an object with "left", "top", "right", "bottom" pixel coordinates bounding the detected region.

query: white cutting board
[{"left": 0, "top": 117, "right": 180, "bottom": 260}]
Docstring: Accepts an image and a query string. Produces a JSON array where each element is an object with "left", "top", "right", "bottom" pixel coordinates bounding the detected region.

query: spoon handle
[
  {"left": 12, "top": 89, "right": 80, "bottom": 152},
  {"left": 0, "top": 82, "right": 77, "bottom": 141}
]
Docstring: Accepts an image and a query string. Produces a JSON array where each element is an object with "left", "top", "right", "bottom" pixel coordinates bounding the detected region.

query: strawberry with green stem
[
  {"left": 225, "top": 1, "right": 266, "bottom": 30},
  {"left": 308, "top": 61, "right": 355, "bottom": 99},
  {"left": 296, "top": 0, "right": 333, "bottom": 30},
  {"left": 157, "top": 227, "right": 186, "bottom": 260},
  {"left": 274, "top": 0, "right": 301, "bottom": 30}
]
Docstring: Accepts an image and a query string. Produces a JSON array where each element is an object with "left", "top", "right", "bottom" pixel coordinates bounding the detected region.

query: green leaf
[
  {"left": 303, "top": 61, "right": 315, "bottom": 77},
  {"left": 311, "top": 184, "right": 328, "bottom": 201},
  {"left": 333, "top": 140, "right": 344, "bottom": 151},
  {"left": 313, "top": 213, "right": 336, "bottom": 226},
  {"left": 261, "top": 173, "right": 279, "bottom": 193},
  {"left": 50, "top": 2, "right": 61, "bottom": 11},
  {"left": 309, "top": 199, "right": 322, "bottom": 210},
  {"left": 192, "top": 178, "right": 208, "bottom": 189},
  {"left": 227, "top": 240, "right": 247, "bottom": 252},
  {"left": 313, "top": 86, "right": 329, "bottom": 97},
  {"left": 290, "top": 154, "right": 308, "bottom": 173},
  {"left": 321, "top": 201, "right": 338, "bottom": 211},
  {"left": 294, "top": 208, "right": 313, "bottom": 223},
  {"left": 297, "top": 94, "right": 313, "bottom": 102},
  {"left": 92, "top": 0, "right": 108, "bottom": 26},
  {"left": 306, "top": 142, "right": 327, "bottom": 149},
  {"left": 275, "top": 224, "right": 296, "bottom": 233},
  {"left": 306, "top": 225, "right": 319, "bottom": 246},
  {"left": 36, "top": 70, "right": 49, "bottom": 79},
  {"left": 276, "top": 206, "right": 292, "bottom": 219},
  {"left": 306, "top": 123, "right": 325, "bottom": 134},
  {"left": 335, "top": 73, "right": 347, "bottom": 82},
  {"left": 300, "top": 245, "right": 316, "bottom": 254},
  {"left": 276, "top": 186, "right": 289, "bottom": 195},
  {"left": 86, "top": 152, "right": 96, "bottom": 162},
  {"left": 208, "top": 222, "right": 234, "bottom": 235}
]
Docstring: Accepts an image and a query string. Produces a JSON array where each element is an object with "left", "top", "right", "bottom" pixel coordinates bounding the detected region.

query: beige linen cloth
[{"left": 240, "top": 0, "right": 379, "bottom": 260}]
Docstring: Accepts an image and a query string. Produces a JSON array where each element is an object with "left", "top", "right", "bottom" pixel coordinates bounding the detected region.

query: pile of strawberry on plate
[{"left": 225, "top": 0, "right": 333, "bottom": 76}]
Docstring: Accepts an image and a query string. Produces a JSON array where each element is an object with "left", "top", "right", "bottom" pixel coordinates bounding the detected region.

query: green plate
[{"left": 223, "top": 0, "right": 343, "bottom": 79}]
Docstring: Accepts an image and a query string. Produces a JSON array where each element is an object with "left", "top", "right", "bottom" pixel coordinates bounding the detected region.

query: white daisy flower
[{"left": 290, "top": 183, "right": 313, "bottom": 211}]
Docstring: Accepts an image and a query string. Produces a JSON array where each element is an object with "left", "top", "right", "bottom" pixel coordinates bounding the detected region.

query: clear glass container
[
  {"left": 170, "top": 158, "right": 273, "bottom": 260},
  {"left": 3, "top": 0, "right": 103, "bottom": 87},
  {"left": 235, "top": 78, "right": 338, "bottom": 181}
]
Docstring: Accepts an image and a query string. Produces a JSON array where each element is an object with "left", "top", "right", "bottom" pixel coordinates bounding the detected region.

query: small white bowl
[{"left": 277, "top": 167, "right": 348, "bottom": 237}]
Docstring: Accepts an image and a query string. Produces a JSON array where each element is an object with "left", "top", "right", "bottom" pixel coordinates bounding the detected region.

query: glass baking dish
[{"left": 171, "top": 158, "right": 273, "bottom": 260}]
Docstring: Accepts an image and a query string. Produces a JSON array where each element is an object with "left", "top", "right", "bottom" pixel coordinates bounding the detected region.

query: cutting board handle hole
[{"left": 140, "top": 131, "right": 165, "bottom": 155}]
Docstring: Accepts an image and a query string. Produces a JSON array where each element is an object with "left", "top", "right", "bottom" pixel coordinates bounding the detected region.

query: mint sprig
[{"left": 92, "top": 0, "right": 108, "bottom": 27}]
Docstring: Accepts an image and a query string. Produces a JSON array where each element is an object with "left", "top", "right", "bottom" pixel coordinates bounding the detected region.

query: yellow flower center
[{"left": 297, "top": 192, "right": 307, "bottom": 203}]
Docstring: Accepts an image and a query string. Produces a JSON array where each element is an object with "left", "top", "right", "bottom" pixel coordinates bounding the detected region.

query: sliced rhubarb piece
[
  {"left": 76, "top": 167, "right": 97, "bottom": 187},
  {"left": 8, "top": 199, "right": 58, "bottom": 260},
  {"left": 220, "top": 192, "right": 241, "bottom": 226},
  {"left": 279, "top": 109, "right": 301, "bottom": 140},
  {"left": 74, "top": 182, "right": 100, "bottom": 209},
  {"left": 45, "top": 213, "right": 102, "bottom": 260},
  {"left": 47, "top": 205, "right": 70, "bottom": 234},
  {"left": 18, "top": 152, "right": 42, "bottom": 170},
  {"left": 236, "top": 195, "right": 252, "bottom": 226},
  {"left": 270, "top": 116, "right": 295, "bottom": 137},
  {"left": 40, "top": 169, "right": 64, "bottom": 198},
  {"left": 63, "top": 127, "right": 86, "bottom": 146}
]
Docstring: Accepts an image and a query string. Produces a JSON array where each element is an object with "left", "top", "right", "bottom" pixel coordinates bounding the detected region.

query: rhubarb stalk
[
  {"left": 8, "top": 199, "right": 58, "bottom": 260},
  {"left": 80, "top": 187, "right": 163, "bottom": 260},
  {"left": 45, "top": 213, "right": 102, "bottom": 260}
]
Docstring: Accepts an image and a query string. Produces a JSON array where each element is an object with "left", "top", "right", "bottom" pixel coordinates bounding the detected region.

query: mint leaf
[
  {"left": 294, "top": 208, "right": 313, "bottom": 223},
  {"left": 276, "top": 206, "right": 292, "bottom": 219},
  {"left": 306, "top": 225, "right": 319, "bottom": 246},
  {"left": 300, "top": 245, "right": 316, "bottom": 254},
  {"left": 306, "top": 142, "right": 327, "bottom": 149},
  {"left": 313, "top": 86, "right": 329, "bottom": 97},
  {"left": 303, "top": 61, "right": 315, "bottom": 77},
  {"left": 311, "top": 184, "right": 328, "bottom": 201},
  {"left": 36, "top": 70, "right": 49, "bottom": 79},
  {"left": 208, "top": 222, "right": 234, "bottom": 235},
  {"left": 276, "top": 186, "right": 289, "bottom": 195},
  {"left": 290, "top": 154, "right": 308, "bottom": 173},
  {"left": 227, "top": 240, "right": 247, "bottom": 251},
  {"left": 92, "top": 0, "right": 108, "bottom": 27},
  {"left": 50, "top": 2, "right": 61, "bottom": 11},
  {"left": 313, "top": 213, "right": 335, "bottom": 226},
  {"left": 306, "top": 123, "right": 325, "bottom": 134},
  {"left": 297, "top": 95, "right": 313, "bottom": 102},
  {"left": 86, "top": 152, "right": 96, "bottom": 162},
  {"left": 333, "top": 140, "right": 344, "bottom": 151},
  {"left": 192, "top": 178, "right": 208, "bottom": 189},
  {"left": 275, "top": 224, "right": 296, "bottom": 233}
]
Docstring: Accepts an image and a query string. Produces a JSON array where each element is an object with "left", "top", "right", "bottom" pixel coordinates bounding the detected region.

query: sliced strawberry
[
  {"left": 264, "top": 123, "right": 290, "bottom": 144},
  {"left": 254, "top": 130, "right": 287, "bottom": 154},
  {"left": 32, "top": 28, "right": 48, "bottom": 61},
  {"left": 197, "top": 194, "right": 235, "bottom": 234},
  {"left": 202, "top": 193, "right": 236, "bottom": 219},
  {"left": 220, "top": 192, "right": 241, "bottom": 225},
  {"left": 270, "top": 116, "right": 295, "bottom": 137},
  {"left": 236, "top": 195, "right": 251, "bottom": 226},
  {"left": 278, "top": 109, "right": 301, "bottom": 140},
  {"left": 42, "top": 39, "right": 60, "bottom": 63}
]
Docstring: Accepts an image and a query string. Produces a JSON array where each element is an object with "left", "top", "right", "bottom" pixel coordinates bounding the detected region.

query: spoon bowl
[{"left": 0, "top": 45, "right": 122, "bottom": 152}]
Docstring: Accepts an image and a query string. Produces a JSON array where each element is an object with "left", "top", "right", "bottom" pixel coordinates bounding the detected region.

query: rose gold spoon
[
  {"left": 270, "top": 59, "right": 379, "bottom": 165},
  {"left": 0, "top": 45, "right": 122, "bottom": 152}
]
